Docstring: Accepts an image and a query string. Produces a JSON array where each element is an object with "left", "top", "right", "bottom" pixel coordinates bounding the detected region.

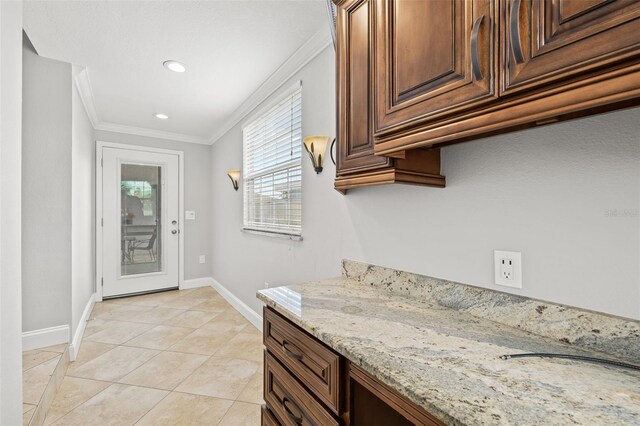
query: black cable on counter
[{"left": 500, "top": 353, "right": 640, "bottom": 372}]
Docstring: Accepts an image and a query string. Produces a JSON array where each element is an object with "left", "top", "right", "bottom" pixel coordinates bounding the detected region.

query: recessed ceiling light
[
  {"left": 163, "top": 60, "right": 186, "bottom": 73},
  {"left": 154, "top": 113, "right": 169, "bottom": 120}
]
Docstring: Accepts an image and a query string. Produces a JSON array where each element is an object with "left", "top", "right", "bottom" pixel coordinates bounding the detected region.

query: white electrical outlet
[
  {"left": 494, "top": 250, "right": 522, "bottom": 288},
  {"left": 185, "top": 211, "right": 196, "bottom": 220},
  {"left": 199, "top": 255, "right": 205, "bottom": 264},
  {"left": 264, "top": 282, "right": 270, "bottom": 288}
]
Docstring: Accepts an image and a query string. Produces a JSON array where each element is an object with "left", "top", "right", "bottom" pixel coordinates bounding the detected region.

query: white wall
[
  {"left": 22, "top": 35, "right": 73, "bottom": 332},
  {"left": 210, "top": 46, "right": 640, "bottom": 320},
  {"left": 0, "top": 2, "right": 24, "bottom": 423},
  {"left": 94, "top": 130, "right": 212, "bottom": 280},
  {"left": 71, "top": 65, "right": 95, "bottom": 338}
]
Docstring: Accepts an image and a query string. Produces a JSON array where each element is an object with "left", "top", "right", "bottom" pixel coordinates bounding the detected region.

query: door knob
[
  {"left": 171, "top": 220, "right": 177, "bottom": 225},
  {"left": 171, "top": 230, "right": 178, "bottom": 235}
]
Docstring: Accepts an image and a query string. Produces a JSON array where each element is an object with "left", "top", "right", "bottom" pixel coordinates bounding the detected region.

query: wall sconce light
[
  {"left": 227, "top": 170, "right": 240, "bottom": 191},
  {"left": 303, "top": 136, "right": 331, "bottom": 174}
]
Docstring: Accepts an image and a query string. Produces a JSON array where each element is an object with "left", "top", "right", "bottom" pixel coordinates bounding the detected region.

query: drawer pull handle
[
  {"left": 282, "top": 340, "right": 303, "bottom": 361},
  {"left": 282, "top": 397, "right": 304, "bottom": 425},
  {"left": 470, "top": 15, "right": 484, "bottom": 80},
  {"left": 510, "top": 0, "right": 525, "bottom": 64}
]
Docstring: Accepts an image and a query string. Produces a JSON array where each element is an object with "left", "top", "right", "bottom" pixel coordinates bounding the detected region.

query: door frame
[{"left": 95, "top": 141, "right": 185, "bottom": 302}]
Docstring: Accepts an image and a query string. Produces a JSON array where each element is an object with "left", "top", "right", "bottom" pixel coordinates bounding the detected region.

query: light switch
[{"left": 185, "top": 211, "right": 196, "bottom": 220}]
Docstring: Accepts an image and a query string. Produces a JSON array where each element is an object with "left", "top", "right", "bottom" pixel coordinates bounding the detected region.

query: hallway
[{"left": 44, "top": 287, "right": 263, "bottom": 425}]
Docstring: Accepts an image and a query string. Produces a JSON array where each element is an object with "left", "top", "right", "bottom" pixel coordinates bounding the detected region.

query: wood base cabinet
[
  {"left": 261, "top": 405, "right": 281, "bottom": 426},
  {"left": 349, "top": 364, "right": 444, "bottom": 426},
  {"left": 262, "top": 307, "right": 444, "bottom": 426},
  {"left": 334, "top": 0, "right": 640, "bottom": 182}
]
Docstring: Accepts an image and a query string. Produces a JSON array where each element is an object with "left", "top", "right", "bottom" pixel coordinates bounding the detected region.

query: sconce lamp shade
[
  {"left": 303, "top": 136, "right": 330, "bottom": 174},
  {"left": 227, "top": 170, "right": 240, "bottom": 191}
]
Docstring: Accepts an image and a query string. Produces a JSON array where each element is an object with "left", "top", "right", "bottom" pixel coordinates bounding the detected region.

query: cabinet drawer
[
  {"left": 263, "top": 307, "right": 343, "bottom": 414},
  {"left": 265, "top": 352, "right": 340, "bottom": 426},
  {"left": 261, "top": 405, "right": 281, "bottom": 426}
]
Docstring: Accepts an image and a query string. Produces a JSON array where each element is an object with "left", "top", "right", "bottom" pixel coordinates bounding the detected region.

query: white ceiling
[{"left": 23, "top": 0, "right": 328, "bottom": 144}]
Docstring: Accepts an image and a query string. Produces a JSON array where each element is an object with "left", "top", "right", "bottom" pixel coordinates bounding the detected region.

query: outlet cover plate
[{"left": 494, "top": 250, "right": 522, "bottom": 289}]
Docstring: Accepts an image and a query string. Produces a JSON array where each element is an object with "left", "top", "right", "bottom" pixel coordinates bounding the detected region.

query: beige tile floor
[
  {"left": 44, "top": 287, "right": 263, "bottom": 425},
  {"left": 23, "top": 344, "right": 67, "bottom": 425}
]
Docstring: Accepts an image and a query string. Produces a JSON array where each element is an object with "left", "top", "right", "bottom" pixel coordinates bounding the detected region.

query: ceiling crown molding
[
  {"left": 73, "top": 26, "right": 331, "bottom": 146},
  {"left": 94, "top": 122, "right": 210, "bottom": 145},
  {"left": 74, "top": 68, "right": 209, "bottom": 145},
  {"left": 74, "top": 69, "right": 100, "bottom": 128},
  {"left": 208, "top": 26, "right": 332, "bottom": 145}
]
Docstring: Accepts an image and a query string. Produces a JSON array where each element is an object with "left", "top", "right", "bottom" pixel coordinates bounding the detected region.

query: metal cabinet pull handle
[
  {"left": 282, "top": 340, "right": 303, "bottom": 361},
  {"left": 282, "top": 397, "right": 304, "bottom": 425},
  {"left": 471, "top": 15, "right": 484, "bottom": 80},
  {"left": 510, "top": 0, "right": 525, "bottom": 64}
]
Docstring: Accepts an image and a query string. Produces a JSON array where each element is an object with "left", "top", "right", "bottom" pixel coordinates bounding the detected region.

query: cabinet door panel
[
  {"left": 502, "top": 0, "right": 640, "bottom": 95},
  {"left": 375, "top": 0, "right": 498, "bottom": 137},
  {"left": 394, "top": 1, "right": 456, "bottom": 100},
  {"left": 337, "top": 0, "right": 391, "bottom": 175}
]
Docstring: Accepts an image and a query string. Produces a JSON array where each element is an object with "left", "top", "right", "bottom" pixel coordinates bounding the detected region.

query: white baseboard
[
  {"left": 69, "top": 293, "right": 96, "bottom": 362},
  {"left": 181, "top": 277, "right": 215, "bottom": 290},
  {"left": 210, "top": 277, "right": 263, "bottom": 332},
  {"left": 22, "top": 325, "right": 70, "bottom": 351}
]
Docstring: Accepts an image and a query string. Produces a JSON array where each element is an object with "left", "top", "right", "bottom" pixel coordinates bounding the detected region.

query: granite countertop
[{"left": 257, "top": 262, "right": 640, "bottom": 425}]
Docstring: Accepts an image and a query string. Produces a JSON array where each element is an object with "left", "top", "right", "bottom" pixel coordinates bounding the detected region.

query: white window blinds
[{"left": 243, "top": 85, "right": 302, "bottom": 236}]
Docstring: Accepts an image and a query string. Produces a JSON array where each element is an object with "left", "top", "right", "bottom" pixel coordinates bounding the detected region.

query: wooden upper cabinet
[
  {"left": 502, "top": 0, "right": 640, "bottom": 95},
  {"left": 374, "top": 0, "right": 498, "bottom": 138},
  {"left": 333, "top": 0, "right": 640, "bottom": 186},
  {"left": 334, "top": 0, "right": 446, "bottom": 192},
  {"left": 336, "top": 0, "right": 391, "bottom": 175}
]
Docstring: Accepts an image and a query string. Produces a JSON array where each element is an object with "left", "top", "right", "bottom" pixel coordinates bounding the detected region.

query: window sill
[{"left": 241, "top": 228, "right": 303, "bottom": 241}]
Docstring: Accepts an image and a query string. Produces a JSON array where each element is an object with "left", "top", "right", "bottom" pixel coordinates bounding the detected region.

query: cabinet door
[
  {"left": 374, "top": 0, "right": 498, "bottom": 137},
  {"left": 337, "top": 0, "right": 391, "bottom": 175},
  {"left": 502, "top": 0, "right": 640, "bottom": 95}
]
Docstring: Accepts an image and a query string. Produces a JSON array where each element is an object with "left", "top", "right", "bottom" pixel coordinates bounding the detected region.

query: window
[
  {"left": 243, "top": 84, "right": 302, "bottom": 237},
  {"left": 121, "top": 180, "right": 155, "bottom": 216}
]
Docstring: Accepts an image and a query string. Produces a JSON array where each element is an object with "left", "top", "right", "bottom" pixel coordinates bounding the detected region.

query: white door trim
[{"left": 95, "top": 141, "right": 185, "bottom": 301}]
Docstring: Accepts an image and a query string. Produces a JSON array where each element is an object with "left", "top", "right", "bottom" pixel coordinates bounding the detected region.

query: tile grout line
[
  {"left": 213, "top": 400, "right": 235, "bottom": 426},
  {"left": 29, "top": 348, "right": 70, "bottom": 426},
  {"left": 130, "top": 387, "right": 172, "bottom": 426},
  {"left": 42, "top": 377, "right": 112, "bottom": 425},
  {"left": 116, "top": 352, "right": 213, "bottom": 391},
  {"left": 87, "top": 310, "right": 226, "bottom": 329},
  {"left": 49, "top": 288, "right": 263, "bottom": 425},
  {"left": 22, "top": 353, "right": 62, "bottom": 374}
]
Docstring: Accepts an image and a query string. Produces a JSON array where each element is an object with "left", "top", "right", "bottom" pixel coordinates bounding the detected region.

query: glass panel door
[
  {"left": 100, "top": 145, "right": 180, "bottom": 299},
  {"left": 120, "top": 164, "right": 162, "bottom": 276}
]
